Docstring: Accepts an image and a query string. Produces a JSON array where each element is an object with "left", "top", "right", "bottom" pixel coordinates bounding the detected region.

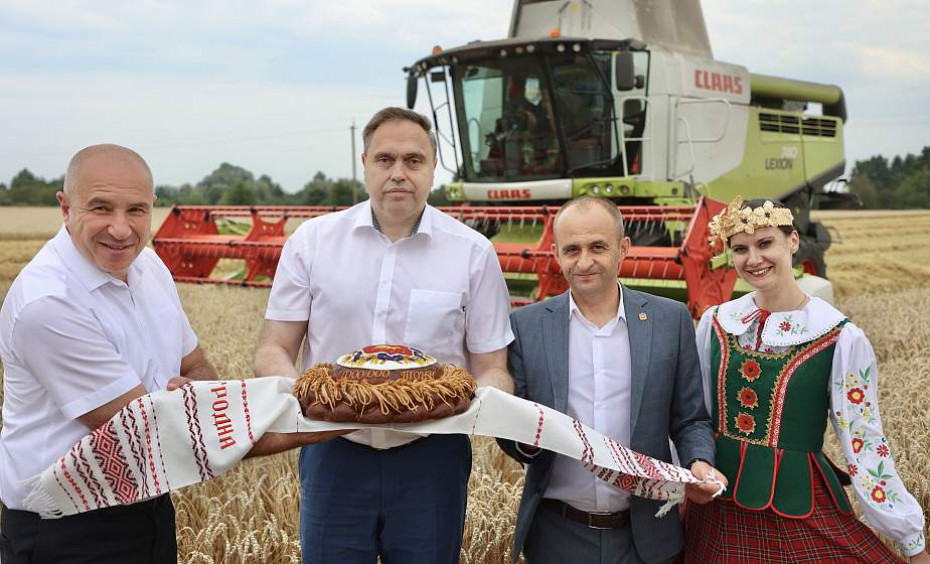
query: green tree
[
  {"left": 220, "top": 181, "right": 257, "bottom": 205},
  {"left": 4, "top": 169, "right": 62, "bottom": 205},
  {"left": 894, "top": 169, "right": 930, "bottom": 208}
]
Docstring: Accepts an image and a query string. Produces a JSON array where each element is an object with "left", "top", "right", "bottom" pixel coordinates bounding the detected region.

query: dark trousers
[
  {"left": 299, "top": 434, "right": 472, "bottom": 564},
  {"left": 524, "top": 502, "right": 664, "bottom": 564},
  {"left": 0, "top": 495, "right": 177, "bottom": 564}
]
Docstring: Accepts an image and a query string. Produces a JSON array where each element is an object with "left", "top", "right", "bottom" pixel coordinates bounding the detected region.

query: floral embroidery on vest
[
  {"left": 735, "top": 413, "right": 756, "bottom": 435},
  {"left": 740, "top": 359, "right": 761, "bottom": 382},
  {"left": 737, "top": 387, "right": 758, "bottom": 409}
]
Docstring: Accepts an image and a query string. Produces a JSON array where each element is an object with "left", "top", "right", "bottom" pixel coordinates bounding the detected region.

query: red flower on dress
[
  {"left": 871, "top": 486, "right": 886, "bottom": 503},
  {"left": 779, "top": 320, "right": 792, "bottom": 332},
  {"left": 847, "top": 388, "right": 865, "bottom": 404},
  {"left": 738, "top": 387, "right": 758, "bottom": 409},
  {"left": 852, "top": 438, "right": 864, "bottom": 453},
  {"left": 876, "top": 444, "right": 890, "bottom": 458},
  {"left": 740, "top": 359, "right": 762, "bottom": 382},
  {"left": 735, "top": 413, "right": 756, "bottom": 435},
  {"left": 848, "top": 464, "right": 858, "bottom": 476}
]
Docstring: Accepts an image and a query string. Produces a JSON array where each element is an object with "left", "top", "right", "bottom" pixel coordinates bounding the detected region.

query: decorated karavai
[
  {"left": 684, "top": 197, "right": 928, "bottom": 563},
  {"left": 295, "top": 344, "right": 477, "bottom": 424}
]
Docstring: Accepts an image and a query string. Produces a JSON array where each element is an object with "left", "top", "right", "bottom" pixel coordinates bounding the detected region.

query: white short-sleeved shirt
[
  {"left": 0, "top": 226, "right": 198, "bottom": 509},
  {"left": 266, "top": 201, "right": 514, "bottom": 448}
]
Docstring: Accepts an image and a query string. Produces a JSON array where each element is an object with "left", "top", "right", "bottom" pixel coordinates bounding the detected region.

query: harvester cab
[{"left": 403, "top": 0, "right": 848, "bottom": 313}]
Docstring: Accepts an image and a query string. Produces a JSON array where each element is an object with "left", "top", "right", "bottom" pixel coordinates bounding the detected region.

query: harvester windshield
[
  {"left": 455, "top": 50, "right": 620, "bottom": 181},
  {"left": 409, "top": 38, "right": 648, "bottom": 189}
]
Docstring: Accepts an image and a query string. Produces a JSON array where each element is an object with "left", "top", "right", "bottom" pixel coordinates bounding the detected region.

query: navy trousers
[{"left": 299, "top": 434, "right": 471, "bottom": 564}]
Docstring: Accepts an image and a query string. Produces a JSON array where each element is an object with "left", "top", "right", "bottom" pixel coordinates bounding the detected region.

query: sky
[{"left": 1, "top": 0, "right": 927, "bottom": 192}]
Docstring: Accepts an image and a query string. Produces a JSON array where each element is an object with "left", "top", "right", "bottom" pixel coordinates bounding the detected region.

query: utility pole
[{"left": 350, "top": 120, "right": 358, "bottom": 204}]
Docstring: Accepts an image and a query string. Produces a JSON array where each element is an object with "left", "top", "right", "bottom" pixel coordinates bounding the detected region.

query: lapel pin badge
[{"left": 638, "top": 312, "right": 648, "bottom": 321}]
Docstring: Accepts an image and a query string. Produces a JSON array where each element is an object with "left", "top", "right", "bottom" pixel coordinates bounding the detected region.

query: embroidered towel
[{"left": 24, "top": 378, "right": 704, "bottom": 518}]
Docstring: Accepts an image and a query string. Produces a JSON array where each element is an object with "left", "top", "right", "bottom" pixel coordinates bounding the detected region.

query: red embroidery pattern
[
  {"left": 469, "top": 395, "right": 484, "bottom": 435},
  {"left": 738, "top": 387, "right": 758, "bottom": 409},
  {"left": 740, "top": 359, "right": 762, "bottom": 382},
  {"left": 53, "top": 471, "right": 78, "bottom": 514},
  {"left": 241, "top": 380, "right": 256, "bottom": 445},
  {"left": 70, "top": 449, "right": 102, "bottom": 508},
  {"left": 137, "top": 398, "right": 162, "bottom": 496},
  {"left": 182, "top": 383, "right": 214, "bottom": 481},
  {"left": 634, "top": 450, "right": 663, "bottom": 481},
  {"left": 735, "top": 413, "right": 756, "bottom": 435},
  {"left": 602, "top": 437, "right": 643, "bottom": 492},
  {"left": 847, "top": 387, "right": 865, "bottom": 404},
  {"left": 89, "top": 421, "right": 139, "bottom": 505},
  {"left": 572, "top": 419, "right": 594, "bottom": 466},
  {"left": 59, "top": 458, "right": 90, "bottom": 511},
  {"left": 768, "top": 328, "right": 842, "bottom": 445},
  {"left": 712, "top": 315, "right": 730, "bottom": 432},
  {"left": 122, "top": 406, "right": 149, "bottom": 499},
  {"left": 532, "top": 403, "right": 545, "bottom": 447},
  {"left": 147, "top": 395, "right": 172, "bottom": 490},
  {"left": 71, "top": 440, "right": 106, "bottom": 508}
]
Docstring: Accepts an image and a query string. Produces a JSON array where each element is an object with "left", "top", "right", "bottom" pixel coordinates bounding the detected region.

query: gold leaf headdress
[{"left": 708, "top": 196, "right": 795, "bottom": 250}]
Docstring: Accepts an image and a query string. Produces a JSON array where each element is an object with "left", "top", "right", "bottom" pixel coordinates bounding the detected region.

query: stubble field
[{"left": 1, "top": 207, "right": 929, "bottom": 562}]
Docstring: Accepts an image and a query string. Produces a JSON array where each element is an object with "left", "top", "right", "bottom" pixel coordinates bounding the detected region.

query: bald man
[{"left": 0, "top": 144, "right": 216, "bottom": 563}]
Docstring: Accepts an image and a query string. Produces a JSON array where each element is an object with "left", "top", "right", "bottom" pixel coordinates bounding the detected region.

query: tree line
[
  {"left": 1, "top": 148, "right": 927, "bottom": 208},
  {"left": 847, "top": 146, "right": 930, "bottom": 209},
  {"left": 0, "top": 163, "right": 372, "bottom": 207}
]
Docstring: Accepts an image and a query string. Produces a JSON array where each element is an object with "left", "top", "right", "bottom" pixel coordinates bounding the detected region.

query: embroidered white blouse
[{"left": 696, "top": 292, "right": 926, "bottom": 557}]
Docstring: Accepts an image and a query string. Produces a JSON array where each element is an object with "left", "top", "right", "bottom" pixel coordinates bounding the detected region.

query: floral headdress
[{"left": 707, "top": 196, "right": 795, "bottom": 250}]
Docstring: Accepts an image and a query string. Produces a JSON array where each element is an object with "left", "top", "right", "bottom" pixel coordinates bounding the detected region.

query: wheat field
[{"left": 1, "top": 208, "right": 929, "bottom": 562}]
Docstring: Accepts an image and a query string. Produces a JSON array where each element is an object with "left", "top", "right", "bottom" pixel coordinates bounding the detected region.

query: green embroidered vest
[{"left": 710, "top": 311, "right": 851, "bottom": 517}]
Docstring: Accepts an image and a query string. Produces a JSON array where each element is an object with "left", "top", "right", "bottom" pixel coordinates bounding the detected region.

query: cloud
[
  {"left": 1, "top": 0, "right": 928, "bottom": 190},
  {"left": 0, "top": 74, "right": 403, "bottom": 190},
  {"left": 858, "top": 47, "right": 930, "bottom": 81}
]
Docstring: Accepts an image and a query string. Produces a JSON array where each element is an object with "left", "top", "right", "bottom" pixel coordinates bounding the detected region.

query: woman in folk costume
[{"left": 684, "top": 197, "right": 928, "bottom": 563}]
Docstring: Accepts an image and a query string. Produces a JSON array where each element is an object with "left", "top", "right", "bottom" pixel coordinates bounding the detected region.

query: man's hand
[
  {"left": 245, "top": 430, "right": 352, "bottom": 459},
  {"left": 910, "top": 550, "right": 930, "bottom": 564},
  {"left": 685, "top": 460, "right": 728, "bottom": 504},
  {"left": 165, "top": 376, "right": 191, "bottom": 391}
]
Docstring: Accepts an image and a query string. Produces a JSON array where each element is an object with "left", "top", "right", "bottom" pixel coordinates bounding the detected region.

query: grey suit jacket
[{"left": 498, "top": 287, "right": 714, "bottom": 563}]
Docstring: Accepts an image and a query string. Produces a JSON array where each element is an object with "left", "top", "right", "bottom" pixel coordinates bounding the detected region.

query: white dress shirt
[
  {"left": 0, "top": 227, "right": 198, "bottom": 509},
  {"left": 543, "top": 286, "right": 633, "bottom": 513},
  {"left": 265, "top": 201, "right": 514, "bottom": 449}
]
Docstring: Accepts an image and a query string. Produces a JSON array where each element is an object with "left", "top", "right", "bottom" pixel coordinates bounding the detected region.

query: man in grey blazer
[{"left": 498, "top": 197, "right": 725, "bottom": 563}]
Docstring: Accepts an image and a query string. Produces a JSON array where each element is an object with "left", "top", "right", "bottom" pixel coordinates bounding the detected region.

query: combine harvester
[{"left": 153, "top": 0, "right": 856, "bottom": 316}]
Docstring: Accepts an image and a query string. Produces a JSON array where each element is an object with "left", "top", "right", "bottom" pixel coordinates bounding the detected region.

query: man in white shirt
[
  {"left": 254, "top": 107, "right": 514, "bottom": 564},
  {"left": 0, "top": 145, "right": 216, "bottom": 563},
  {"left": 498, "top": 197, "right": 726, "bottom": 563}
]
